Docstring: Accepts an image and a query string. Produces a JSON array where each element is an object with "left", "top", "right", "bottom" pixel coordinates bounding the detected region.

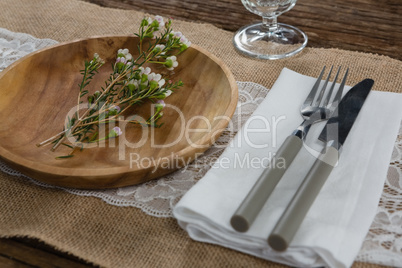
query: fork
[
  {"left": 230, "top": 66, "right": 349, "bottom": 232},
  {"left": 293, "top": 66, "right": 348, "bottom": 140}
]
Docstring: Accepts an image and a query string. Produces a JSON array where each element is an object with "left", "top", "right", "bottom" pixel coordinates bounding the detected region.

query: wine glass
[{"left": 233, "top": 0, "right": 307, "bottom": 60}]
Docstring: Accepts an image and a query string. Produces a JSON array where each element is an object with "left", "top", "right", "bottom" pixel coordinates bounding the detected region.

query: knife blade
[{"left": 267, "top": 78, "right": 374, "bottom": 251}]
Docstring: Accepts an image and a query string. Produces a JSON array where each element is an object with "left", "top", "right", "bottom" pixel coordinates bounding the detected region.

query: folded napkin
[{"left": 173, "top": 68, "right": 402, "bottom": 268}]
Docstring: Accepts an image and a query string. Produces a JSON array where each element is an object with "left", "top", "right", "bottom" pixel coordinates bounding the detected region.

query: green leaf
[
  {"left": 61, "top": 143, "right": 74, "bottom": 149},
  {"left": 56, "top": 155, "right": 74, "bottom": 159},
  {"left": 89, "top": 132, "right": 98, "bottom": 142},
  {"left": 80, "top": 90, "right": 89, "bottom": 98}
]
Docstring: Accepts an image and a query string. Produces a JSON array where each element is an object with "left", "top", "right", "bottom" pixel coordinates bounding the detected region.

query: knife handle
[
  {"left": 230, "top": 135, "right": 303, "bottom": 232},
  {"left": 268, "top": 144, "right": 339, "bottom": 251}
]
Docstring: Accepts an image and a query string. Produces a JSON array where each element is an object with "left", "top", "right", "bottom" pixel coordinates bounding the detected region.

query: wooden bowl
[{"left": 0, "top": 36, "right": 238, "bottom": 189}]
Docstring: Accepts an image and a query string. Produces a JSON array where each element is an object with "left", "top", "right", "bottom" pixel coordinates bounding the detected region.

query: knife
[
  {"left": 230, "top": 67, "right": 348, "bottom": 233},
  {"left": 267, "top": 78, "right": 374, "bottom": 251}
]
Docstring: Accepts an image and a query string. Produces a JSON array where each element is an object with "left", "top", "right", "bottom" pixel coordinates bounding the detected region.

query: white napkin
[{"left": 173, "top": 68, "right": 402, "bottom": 268}]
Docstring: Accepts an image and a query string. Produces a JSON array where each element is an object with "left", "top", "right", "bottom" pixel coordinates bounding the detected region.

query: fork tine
[
  {"left": 303, "top": 66, "right": 326, "bottom": 107},
  {"left": 313, "top": 65, "right": 333, "bottom": 106},
  {"left": 322, "top": 66, "right": 341, "bottom": 107},
  {"left": 330, "top": 67, "right": 349, "bottom": 109}
]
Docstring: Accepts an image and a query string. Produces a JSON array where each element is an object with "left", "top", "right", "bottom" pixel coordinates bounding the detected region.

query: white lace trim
[
  {"left": 355, "top": 123, "right": 402, "bottom": 266},
  {"left": 0, "top": 27, "right": 401, "bottom": 266},
  {"left": 0, "top": 28, "right": 58, "bottom": 72}
]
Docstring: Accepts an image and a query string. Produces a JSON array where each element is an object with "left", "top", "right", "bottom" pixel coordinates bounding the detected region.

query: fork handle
[
  {"left": 230, "top": 135, "right": 303, "bottom": 232},
  {"left": 268, "top": 145, "right": 339, "bottom": 251}
]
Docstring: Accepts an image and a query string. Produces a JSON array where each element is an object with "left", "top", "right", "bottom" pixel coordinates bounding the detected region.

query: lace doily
[
  {"left": 355, "top": 122, "right": 402, "bottom": 266},
  {"left": 0, "top": 27, "right": 401, "bottom": 266},
  {"left": 0, "top": 28, "right": 58, "bottom": 72}
]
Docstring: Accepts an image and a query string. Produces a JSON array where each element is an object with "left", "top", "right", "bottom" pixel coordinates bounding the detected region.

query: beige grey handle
[
  {"left": 230, "top": 135, "right": 303, "bottom": 232},
  {"left": 268, "top": 145, "right": 339, "bottom": 251}
]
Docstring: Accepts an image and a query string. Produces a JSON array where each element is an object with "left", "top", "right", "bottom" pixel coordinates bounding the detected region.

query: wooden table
[
  {"left": 0, "top": 0, "right": 400, "bottom": 267},
  {"left": 83, "top": 0, "right": 402, "bottom": 61}
]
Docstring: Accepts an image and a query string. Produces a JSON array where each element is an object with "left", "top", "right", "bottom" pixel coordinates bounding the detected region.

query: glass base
[{"left": 233, "top": 22, "right": 308, "bottom": 60}]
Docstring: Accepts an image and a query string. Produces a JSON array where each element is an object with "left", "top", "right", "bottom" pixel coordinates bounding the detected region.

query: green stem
[
  {"left": 41, "top": 19, "right": 186, "bottom": 155},
  {"left": 50, "top": 73, "right": 123, "bottom": 151}
]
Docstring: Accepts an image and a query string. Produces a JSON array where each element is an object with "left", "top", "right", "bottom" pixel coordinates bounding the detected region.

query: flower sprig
[{"left": 37, "top": 16, "right": 190, "bottom": 159}]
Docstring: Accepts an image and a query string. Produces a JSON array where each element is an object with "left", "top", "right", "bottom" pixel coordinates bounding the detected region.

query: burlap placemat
[{"left": 0, "top": 0, "right": 400, "bottom": 267}]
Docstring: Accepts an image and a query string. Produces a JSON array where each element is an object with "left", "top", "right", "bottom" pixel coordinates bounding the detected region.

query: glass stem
[{"left": 262, "top": 16, "right": 278, "bottom": 33}]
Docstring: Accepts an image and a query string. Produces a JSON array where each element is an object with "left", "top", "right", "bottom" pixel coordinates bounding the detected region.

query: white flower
[
  {"left": 155, "top": 15, "right": 165, "bottom": 28},
  {"left": 168, "top": 31, "right": 191, "bottom": 50},
  {"left": 153, "top": 44, "right": 166, "bottom": 57},
  {"left": 180, "top": 35, "right": 191, "bottom": 47},
  {"left": 128, "top": 79, "right": 140, "bottom": 89},
  {"left": 139, "top": 66, "right": 151, "bottom": 75},
  {"left": 117, "top": 48, "right": 133, "bottom": 61},
  {"left": 165, "top": 56, "right": 178, "bottom": 71},
  {"left": 155, "top": 44, "right": 165, "bottom": 51},
  {"left": 164, "top": 90, "right": 172, "bottom": 98},
  {"left": 91, "top": 53, "right": 105, "bottom": 64},
  {"left": 172, "top": 31, "right": 183, "bottom": 39},
  {"left": 145, "top": 16, "right": 166, "bottom": 38},
  {"left": 116, "top": 57, "right": 127, "bottom": 64},
  {"left": 155, "top": 99, "right": 165, "bottom": 112},
  {"left": 148, "top": 72, "right": 166, "bottom": 88},
  {"left": 109, "top": 127, "right": 123, "bottom": 137},
  {"left": 148, "top": 72, "right": 162, "bottom": 81},
  {"left": 118, "top": 48, "right": 129, "bottom": 55},
  {"left": 112, "top": 105, "right": 121, "bottom": 113},
  {"left": 156, "top": 99, "right": 166, "bottom": 107},
  {"left": 159, "top": 79, "right": 166, "bottom": 88}
]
